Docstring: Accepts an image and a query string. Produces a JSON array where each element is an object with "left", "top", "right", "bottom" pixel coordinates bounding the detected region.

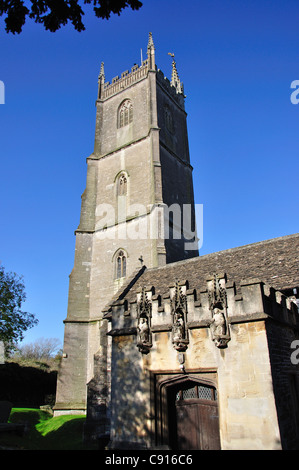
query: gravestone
[{"left": 0, "top": 401, "right": 12, "bottom": 423}]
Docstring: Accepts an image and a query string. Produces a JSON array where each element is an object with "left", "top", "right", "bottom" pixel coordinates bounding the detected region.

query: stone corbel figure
[
  {"left": 172, "top": 311, "right": 185, "bottom": 343},
  {"left": 136, "top": 288, "right": 152, "bottom": 354},
  {"left": 208, "top": 273, "right": 231, "bottom": 348},
  {"left": 210, "top": 307, "right": 228, "bottom": 348},
  {"left": 171, "top": 281, "right": 189, "bottom": 352},
  {"left": 138, "top": 316, "right": 149, "bottom": 342}
]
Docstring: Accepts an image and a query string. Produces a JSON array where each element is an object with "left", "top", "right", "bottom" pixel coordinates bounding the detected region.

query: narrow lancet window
[
  {"left": 115, "top": 250, "right": 126, "bottom": 279},
  {"left": 118, "top": 173, "right": 127, "bottom": 196}
]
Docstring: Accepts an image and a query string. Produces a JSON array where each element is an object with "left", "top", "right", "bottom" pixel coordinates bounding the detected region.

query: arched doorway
[{"left": 157, "top": 376, "right": 221, "bottom": 450}]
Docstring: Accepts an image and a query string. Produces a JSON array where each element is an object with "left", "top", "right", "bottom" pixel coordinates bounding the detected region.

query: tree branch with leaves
[{"left": 0, "top": 0, "right": 143, "bottom": 34}]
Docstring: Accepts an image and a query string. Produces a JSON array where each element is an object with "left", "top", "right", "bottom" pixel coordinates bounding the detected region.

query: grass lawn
[{"left": 0, "top": 408, "right": 98, "bottom": 450}]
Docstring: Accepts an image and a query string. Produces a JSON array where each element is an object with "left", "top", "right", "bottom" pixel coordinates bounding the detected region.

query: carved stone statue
[
  {"left": 208, "top": 273, "right": 231, "bottom": 348},
  {"left": 210, "top": 308, "right": 228, "bottom": 347},
  {"left": 211, "top": 308, "right": 226, "bottom": 336},
  {"left": 171, "top": 281, "right": 189, "bottom": 352},
  {"left": 136, "top": 287, "right": 152, "bottom": 354},
  {"left": 172, "top": 312, "right": 185, "bottom": 343},
  {"left": 138, "top": 317, "right": 150, "bottom": 344}
]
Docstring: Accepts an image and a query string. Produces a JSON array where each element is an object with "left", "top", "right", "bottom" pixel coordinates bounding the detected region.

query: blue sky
[{"left": 0, "top": 0, "right": 298, "bottom": 346}]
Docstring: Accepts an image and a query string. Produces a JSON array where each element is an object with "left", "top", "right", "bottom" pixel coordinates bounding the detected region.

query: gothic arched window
[
  {"left": 115, "top": 250, "right": 126, "bottom": 279},
  {"left": 118, "top": 100, "right": 133, "bottom": 128},
  {"left": 164, "top": 105, "right": 174, "bottom": 134}
]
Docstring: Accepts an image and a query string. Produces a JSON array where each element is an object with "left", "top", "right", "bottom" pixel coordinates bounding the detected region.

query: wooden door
[{"left": 169, "top": 382, "right": 221, "bottom": 450}]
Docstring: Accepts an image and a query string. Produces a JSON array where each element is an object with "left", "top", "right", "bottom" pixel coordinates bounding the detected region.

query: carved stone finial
[
  {"left": 97, "top": 62, "right": 105, "bottom": 99},
  {"left": 99, "top": 61, "right": 105, "bottom": 81},
  {"left": 139, "top": 286, "right": 150, "bottom": 314},
  {"left": 168, "top": 53, "right": 182, "bottom": 94},
  {"left": 147, "top": 32, "right": 155, "bottom": 69},
  {"left": 147, "top": 32, "right": 155, "bottom": 50},
  {"left": 208, "top": 272, "right": 227, "bottom": 311}
]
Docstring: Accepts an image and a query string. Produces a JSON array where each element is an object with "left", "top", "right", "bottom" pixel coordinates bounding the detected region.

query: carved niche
[
  {"left": 171, "top": 281, "right": 189, "bottom": 352},
  {"left": 136, "top": 287, "right": 152, "bottom": 354},
  {"left": 208, "top": 273, "right": 231, "bottom": 348}
]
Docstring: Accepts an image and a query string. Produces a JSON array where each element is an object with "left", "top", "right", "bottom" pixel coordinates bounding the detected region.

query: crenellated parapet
[
  {"left": 97, "top": 31, "right": 185, "bottom": 108},
  {"left": 98, "top": 61, "right": 150, "bottom": 100},
  {"left": 107, "top": 272, "right": 299, "bottom": 350},
  {"left": 97, "top": 32, "right": 155, "bottom": 101}
]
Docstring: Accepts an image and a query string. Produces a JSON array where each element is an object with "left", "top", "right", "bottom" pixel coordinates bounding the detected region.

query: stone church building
[{"left": 53, "top": 34, "right": 299, "bottom": 450}]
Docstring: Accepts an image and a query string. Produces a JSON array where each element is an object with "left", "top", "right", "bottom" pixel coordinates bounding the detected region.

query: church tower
[{"left": 54, "top": 33, "right": 198, "bottom": 423}]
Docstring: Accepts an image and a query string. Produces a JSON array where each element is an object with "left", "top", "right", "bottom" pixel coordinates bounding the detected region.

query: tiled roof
[{"left": 107, "top": 233, "right": 299, "bottom": 308}]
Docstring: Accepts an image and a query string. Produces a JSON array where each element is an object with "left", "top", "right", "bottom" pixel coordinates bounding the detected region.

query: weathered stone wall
[
  {"left": 156, "top": 76, "right": 197, "bottom": 264},
  {"left": 266, "top": 318, "right": 299, "bottom": 449},
  {"left": 54, "top": 321, "right": 89, "bottom": 414},
  {"left": 107, "top": 275, "right": 299, "bottom": 449},
  {"left": 54, "top": 231, "right": 93, "bottom": 414},
  {"left": 95, "top": 76, "right": 151, "bottom": 159}
]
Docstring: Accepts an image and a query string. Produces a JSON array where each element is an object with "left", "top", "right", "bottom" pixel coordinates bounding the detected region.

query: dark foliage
[
  {"left": 0, "top": 0, "right": 143, "bottom": 33},
  {"left": 0, "top": 361, "right": 57, "bottom": 407}
]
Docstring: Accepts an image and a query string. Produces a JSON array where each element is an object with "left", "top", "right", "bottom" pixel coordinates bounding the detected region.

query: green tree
[
  {"left": 0, "top": 0, "right": 143, "bottom": 34},
  {"left": 0, "top": 265, "right": 38, "bottom": 352}
]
